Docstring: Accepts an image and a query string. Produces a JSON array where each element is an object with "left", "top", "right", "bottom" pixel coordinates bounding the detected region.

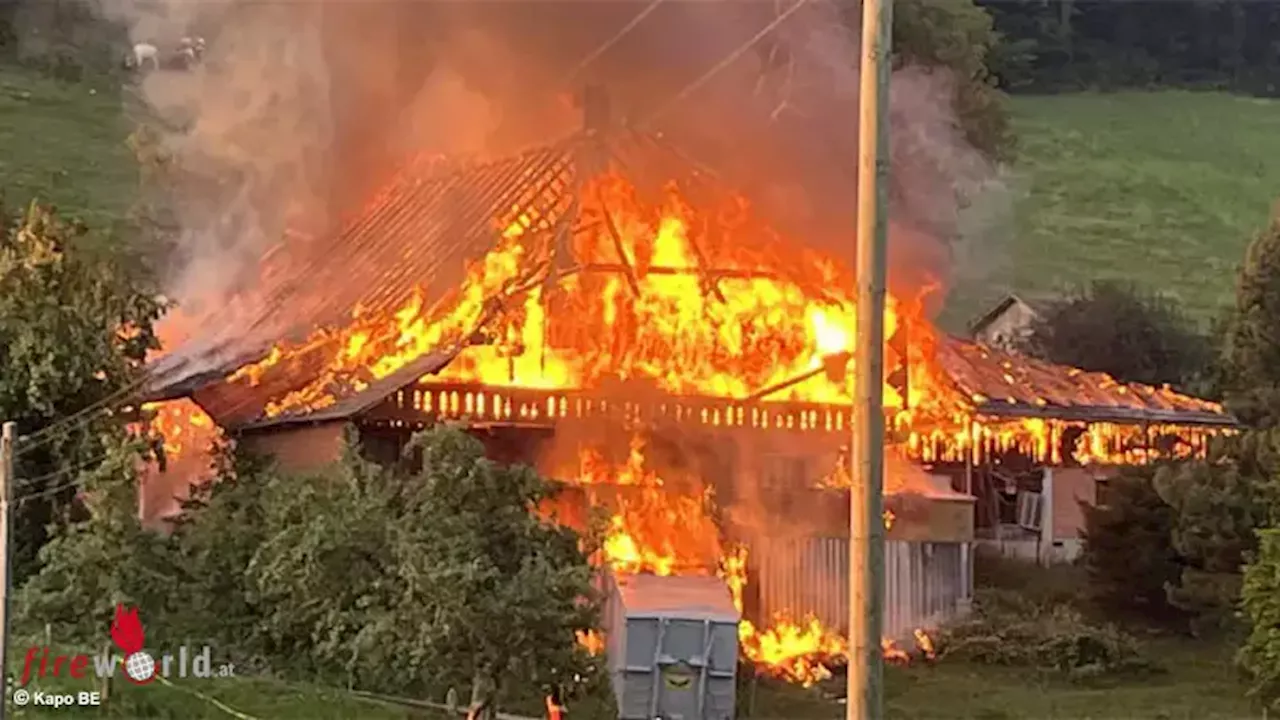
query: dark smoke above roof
[{"left": 144, "top": 126, "right": 1233, "bottom": 432}]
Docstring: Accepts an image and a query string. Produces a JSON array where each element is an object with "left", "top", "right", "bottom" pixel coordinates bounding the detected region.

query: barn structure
[
  {"left": 968, "top": 292, "right": 1058, "bottom": 350},
  {"left": 141, "top": 102, "right": 1236, "bottom": 680}
]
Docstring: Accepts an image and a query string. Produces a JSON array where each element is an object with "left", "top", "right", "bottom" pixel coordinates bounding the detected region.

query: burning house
[{"left": 138, "top": 103, "right": 1234, "bottom": 695}]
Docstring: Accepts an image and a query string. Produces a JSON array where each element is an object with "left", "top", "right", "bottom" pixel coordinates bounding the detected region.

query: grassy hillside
[
  {"left": 1, "top": 64, "right": 1277, "bottom": 328},
  {"left": 0, "top": 66, "right": 135, "bottom": 230},
  {"left": 993, "top": 91, "right": 1280, "bottom": 325}
]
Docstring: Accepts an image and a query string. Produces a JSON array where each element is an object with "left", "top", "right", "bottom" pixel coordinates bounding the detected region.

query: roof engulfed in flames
[{"left": 148, "top": 128, "right": 1233, "bottom": 457}]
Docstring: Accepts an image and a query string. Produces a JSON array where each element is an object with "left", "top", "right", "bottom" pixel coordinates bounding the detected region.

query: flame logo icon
[{"left": 110, "top": 604, "right": 156, "bottom": 684}]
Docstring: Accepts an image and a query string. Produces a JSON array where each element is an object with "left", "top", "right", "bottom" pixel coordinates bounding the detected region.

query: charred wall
[{"left": 238, "top": 422, "right": 349, "bottom": 474}]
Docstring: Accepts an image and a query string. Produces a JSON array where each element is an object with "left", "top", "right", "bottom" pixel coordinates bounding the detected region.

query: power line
[
  {"left": 557, "top": 0, "right": 666, "bottom": 88},
  {"left": 14, "top": 383, "right": 151, "bottom": 460},
  {"left": 13, "top": 447, "right": 124, "bottom": 493},
  {"left": 10, "top": 447, "right": 139, "bottom": 507},
  {"left": 13, "top": 473, "right": 91, "bottom": 508},
  {"left": 638, "top": 0, "right": 812, "bottom": 129}
]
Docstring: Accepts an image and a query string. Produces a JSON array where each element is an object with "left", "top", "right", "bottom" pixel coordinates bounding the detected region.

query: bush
[
  {"left": 1239, "top": 528, "right": 1280, "bottom": 713},
  {"left": 241, "top": 426, "right": 601, "bottom": 713},
  {"left": 973, "top": 550, "right": 1087, "bottom": 610},
  {"left": 1155, "top": 459, "right": 1268, "bottom": 637},
  {"left": 941, "top": 590, "right": 1160, "bottom": 682},
  {"left": 160, "top": 443, "right": 277, "bottom": 671},
  {"left": 1079, "top": 467, "right": 1185, "bottom": 625},
  {"left": 18, "top": 436, "right": 181, "bottom": 645},
  {"left": 1020, "top": 280, "right": 1211, "bottom": 393}
]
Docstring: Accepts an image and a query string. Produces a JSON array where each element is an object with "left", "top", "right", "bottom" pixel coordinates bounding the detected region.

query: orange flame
[
  {"left": 576, "top": 630, "right": 605, "bottom": 656},
  {"left": 130, "top": 399, "right": 223, "bottom": 520},
  {"left": 547, "top": 437, "right": 943, "bottom": 685},
  {"left": 207, "top": 168, "right": 1224, "bottom": 468},
  {"left": 224, "top": 172, "right": 944, "bottom": 423}
]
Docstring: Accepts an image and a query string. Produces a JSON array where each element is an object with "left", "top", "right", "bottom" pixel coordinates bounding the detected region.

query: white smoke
[{"left": 83, "top": 0, "right": 1007, "bottom": 367}]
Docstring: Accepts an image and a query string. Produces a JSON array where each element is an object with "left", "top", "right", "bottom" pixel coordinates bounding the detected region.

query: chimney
[{"left": 582, "top": 84, "right": 612, "bottom": 134}]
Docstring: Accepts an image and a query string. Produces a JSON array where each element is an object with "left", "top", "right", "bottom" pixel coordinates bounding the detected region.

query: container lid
[{"left": 613, "top": 573, "right": 742, "bottom": 622}]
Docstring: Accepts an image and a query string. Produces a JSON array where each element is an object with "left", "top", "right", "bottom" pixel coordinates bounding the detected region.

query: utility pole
[
  {"left": 848, "top": 0, "right": 892, "bottom": 717},
  {"left": 0, "top": 422, "right": 14, "bottom": 720}
]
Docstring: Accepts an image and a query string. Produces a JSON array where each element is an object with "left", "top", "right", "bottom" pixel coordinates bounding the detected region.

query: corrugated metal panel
[{"left": 750, "top": 538, "right": 970, "bottom": 641}]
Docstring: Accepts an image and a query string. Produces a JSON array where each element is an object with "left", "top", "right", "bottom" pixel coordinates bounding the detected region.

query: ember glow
[
  {"left": 205, "top": 166, "right": 1227, "bottom": 466},
  {"left": 131, "top": 398, "right": 222, "bottom": 520},
  {"left": 554, "top": 434, "right": 929, "bottom": 686},
  {"left": 225, "top": 172, "right": 944, "bottom": 420},
  {"left": 138, "top": 398, "right": 220, "bottom": 461},
  {"left": 576, "top": 629, "right": 605, "bottom": 656}
]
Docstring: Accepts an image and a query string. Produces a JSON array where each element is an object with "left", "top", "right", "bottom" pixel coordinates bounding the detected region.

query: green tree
[
  {"left": 892, "top": 0, "right": 1015, "bottom": 161},
  {"left": 246, "top": 426, "right": 600, "bottom": 716},
  {"left": 159, "top": 442, "right": 277, "bottom": 667},
  {"left": 1155, "top": 458, "right": 1268, "bottom": 636},
  {"left": 1080, "top": 467, "right": 1184, "bottom": 624},
  {"left": 17, "top": 435, "right": 179, "bottom": 644},
  {"left": 1240, "top": 528, "right": 1280, "bottom": 713},
  {"left": 1020, "top": 280, "right": 1211, "bottom": 392},
  {"left": 0, "top": 202, "right": 165, "bottom": 582},
  {"left": 1223, "top": 208, "right": 1280, "bottom": 429}
]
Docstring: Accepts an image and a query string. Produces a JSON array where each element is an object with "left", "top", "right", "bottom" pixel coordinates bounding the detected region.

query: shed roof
[
  {"left": 968, "top": 292, "right": 1060, "bottom": 338},
  {"left": 936, "top": 337, "right": 1231, "bottom": 427},
  {"left": 147, "top": 130, "right": 1235, "bottom": 433}
]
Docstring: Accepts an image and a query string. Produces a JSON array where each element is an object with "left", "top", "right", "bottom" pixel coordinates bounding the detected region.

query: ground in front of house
[{"left": 733, "top": 634, "right": 1249, "bottom": 720}]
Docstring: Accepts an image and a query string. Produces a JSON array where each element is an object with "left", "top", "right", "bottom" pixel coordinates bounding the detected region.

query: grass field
[
  {"left": 10, "top": 674, "right": 450, "bottom": 719},
  {"left": 0, "top": 67, "right": 135, "bottom": 231},
  {"left": 993, "top": 91, "right": 1280, "bottom": 325},
  {"left": 4, "top": 635, "right": 1254, "bottom": 719},
  {"left": 732, "top": 635, "right": 1255, "bottom": 720},
  {"left": 1, "top": 65, "right": 1278, "bottom": 327}
]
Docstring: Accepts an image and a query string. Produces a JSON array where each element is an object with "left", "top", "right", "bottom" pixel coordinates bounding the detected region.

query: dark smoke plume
[{"left": 89, "top": 0, "right": 1005, "bottom": 363}]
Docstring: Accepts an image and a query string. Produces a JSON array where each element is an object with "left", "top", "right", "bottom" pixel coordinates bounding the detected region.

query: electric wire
[
  {"left": 637, "top": 0, "right": 811, "bottom": 128},
  {"left": 557, "top": 0, "right": 666, "bottom": 89},
  {"left": 15, "top": 0, "right": 776, "bottom": 450}
]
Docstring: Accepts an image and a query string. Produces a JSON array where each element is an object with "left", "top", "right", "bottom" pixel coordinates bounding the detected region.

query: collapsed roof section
[
  {"left": 146, "top": 125, "right": 1236, "bottom": 447},
  {"left": 937, "top": 339, "right": 1230, "bottom": 427}
]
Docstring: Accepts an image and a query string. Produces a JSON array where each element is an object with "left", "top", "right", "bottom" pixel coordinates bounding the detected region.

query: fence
[{"left": 748, "top": 537, "right": 972, "bottom": 640}]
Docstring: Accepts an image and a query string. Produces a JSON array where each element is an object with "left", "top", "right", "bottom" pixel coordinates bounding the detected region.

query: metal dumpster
[{"left": 604, "top": 572, "right": 739, "bottom": 720}]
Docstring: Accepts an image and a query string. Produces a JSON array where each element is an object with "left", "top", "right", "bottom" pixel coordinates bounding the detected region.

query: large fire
[
  {"left": 199, "top": 167, "right": 1227, "bottom": 466},
  {"left": 225, "top": 171, "right": 951, "bottom": 422},
  {"left": 548, "top": 432, "right": 931, "bottom": 687},
  {"left": 134, "top": 155, "right": 1230, "bottom": 689},
  {"left": 131, "top": 398, "right": 222, "bottom": 520}
]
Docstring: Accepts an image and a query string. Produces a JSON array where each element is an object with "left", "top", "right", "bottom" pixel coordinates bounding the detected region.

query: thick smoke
[{"left": 91, "top": 0, "right": 1003, "bottom": 360}]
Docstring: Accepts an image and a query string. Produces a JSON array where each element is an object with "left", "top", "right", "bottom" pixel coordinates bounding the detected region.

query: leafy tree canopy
[
  {"left": 1240, "top": 528, "right": 1280, "bottom": 713},
  {"left": 0, "top": 202, "right": 166, "bottom": 581},
  {"left": 1019, "top": 280, "right": 1211, "bottom": 392},
  {"left": 891, "top": 0, "right": 1015, "bottom": 161},
  {"left": 22, "top": 426, "right": 605, "bottom": 717},
  {"left": 1079, "top": 466, "right": 1184, "bottom": 625},
  {"left": 18, "top": 434, "right": 179, "bottom": 643},
  {"left": 1154, "top": 456, "right": 1270, "bottom": 635},
  {"left": 1222, "top": 208, "right": 1280, "bottom": 428},
  {"left": 246, "top": 426, "right": 601, "bottom": 716}
]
